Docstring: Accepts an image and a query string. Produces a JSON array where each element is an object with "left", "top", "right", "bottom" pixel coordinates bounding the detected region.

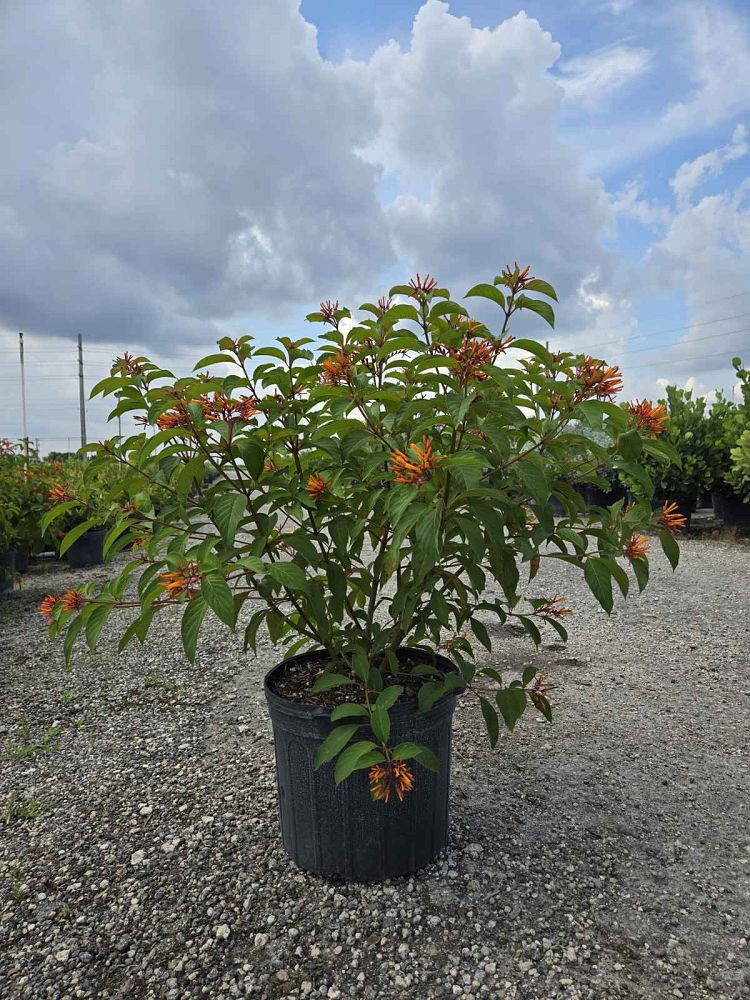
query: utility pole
[
  {"left": 19, "top": 332, "right": 29, "bottom": 465},
  {"left": 77, "top": 332, "right": 87, "bottom": 451}
]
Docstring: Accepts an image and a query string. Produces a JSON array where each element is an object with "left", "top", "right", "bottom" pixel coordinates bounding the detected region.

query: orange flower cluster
[
  {"left": 659, "top": 501, "right": 687, "bottom": 535},
  {"left": 539, "top": 595, "right": 574, "bottom": 618},
  {"left": 408, "top": 273, "right": 438, "bottom": 297},
  {"left": 49, "top": 483, "right": 76, "bottom": 503},
  {"left": 156, "top": 393, "right": 258, "bottom": 431},
  {"left": 627, "top": 400, "right": 668, "bottom": 436},
  {"left": 500, "top": 262, "right": 535, "bottom": 293},
  {"left": 306, "top": 472, "right": 328, "bottom": 500},
  {"left": 369, "top": 759, "right": 415, "bottom": 803},
  {"left": 624, "top": 533, "right": 650, "bottom": 561},
  {"left": 390, "top": 436, "right": 440, "bottom": 486},
  {"left": 442, "top": 335, "right": 513, "bottom": 386},
  {"left": 321, "top": 349, "right": 351, "bottom": 386},
  {"left": 528, "top": 673, "right": 554, "bottom": 713},
  {"left": 113, "top": 352, "right": 146, "bottom": 376},
  {"left": 157, "top": 561, "right": 203, "bottom": 599},
  {"left": 574, "top": 357, "right": 624, "bottom": 402},
  {"left": 39, "top": 590, "right": 85, "bottom": 620}
]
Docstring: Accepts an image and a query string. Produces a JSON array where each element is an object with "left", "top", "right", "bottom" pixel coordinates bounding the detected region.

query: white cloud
[
  {"left": 670, "top": 124, "right": 749, "bottom": 209},
  {"left": 640, "top": 132, "right": 750, "bottom": 390},
  {"left": 0, "top": 0, "right": 636, "bottom": 442},
  {"left": 366, "top": 2, "right": 619, "bottom": 336},
  {"left": 557, "top": 45, "right": 652, "bottom": 108},
  {"left": 660, "top": 2, "right": 750, "bottom": 139},
  {"left": 610, "top": 179, "right": 672, "bottom": 229}
]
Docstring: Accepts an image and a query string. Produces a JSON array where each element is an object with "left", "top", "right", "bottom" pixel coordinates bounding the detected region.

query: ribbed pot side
[{"left": 264, "top": 648, "right": 458, "bottom": 882}]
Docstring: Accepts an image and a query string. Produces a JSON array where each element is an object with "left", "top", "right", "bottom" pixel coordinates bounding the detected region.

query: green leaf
[
  {"left": 465, "top": 283, "right": 506, "bottom": 308},
  {"left": 335, "top": 741, "right": 378, "bottom": 785},
  {"left": 330, "top": 703, "right": 369, "bottom": 721},
  {"left": 496, "top": 687, "right": 527, "bottom": 731},
  {"left": 417, "top": 680, "right": 443, "bottom": 713},
  {"left": 584, "top": 557, "right": 613, "bottom": 613},
  {"left": 371, "top": 704, "right": 390, "bottom": 743},
  {"left": 193, "top": 353, "right": 237, "bottom": 369},
  {"left": 85, "top": 603, "right": 111, "bottom": 651},
  {"left": 59, "top": 519, "right": 99, "bottom": 557},
  {"left": 414, "top": 746, "right": 440, "bottom": 772},
  {"left": 102, "top": 521, "right": 132, "bottom": 560},
  {"left": 63, "top": 616, "right": 84, "bottom": 668},
  {"left": 522, "top": 278, "right": 558, "bottom": 301},
  {"left": 213, "top": 494, "right": 246, "bottom": 545},
  {"left": 659, "top": 530, "right": 680, "bottom": 570},
  {"left": 470, "top": 617, "right": 492, "bottom": 651},
  {"left": 314, "top": 724, "right": 360, "bottom": 770},
  {"left": 479, "top": 697, "right": 499, "bottom": 748},
  {"left": 632, "top": 554, "right": 650, "bottom": 592},
  {"left": 517, "top": 295, "right": 555, "bottom": 328},
  {"left": 41, "top": 501, "right": 78, "bottom": 534},
  {"left": 236, "top": 438, "right": 264, "bottom": 479},
  {"left": 201, "top": 572, "right": 236, "bottom": 627},
  {"left": 181, "top": 595, "right": 207, "bottom": 663},
  {"left": 618, "top": 429, "right": 643, "bottom": 461},
  {"left": 376, "top": 685, "right": 403, "bottom": 711},
  {"left": 311, "top": 672, "right": 354, "bottom": 693},
  {"left": 267, "top": 561, "right": 309, "bottom": 591}
]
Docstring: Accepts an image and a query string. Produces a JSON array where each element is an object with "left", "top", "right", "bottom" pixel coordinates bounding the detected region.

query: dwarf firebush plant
[{"left": 42, "top": 266, "right": 684, "bottom": 799}]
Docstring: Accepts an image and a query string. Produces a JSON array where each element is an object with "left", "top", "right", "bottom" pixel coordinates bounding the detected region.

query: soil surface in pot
[{"left": 268, "top": 654, "right": 433, "bottom": 708}]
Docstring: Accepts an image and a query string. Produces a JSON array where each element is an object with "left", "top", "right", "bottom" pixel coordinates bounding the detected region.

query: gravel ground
[{"left": 1, "top": 538, "right": 749, "bottom": 1000}]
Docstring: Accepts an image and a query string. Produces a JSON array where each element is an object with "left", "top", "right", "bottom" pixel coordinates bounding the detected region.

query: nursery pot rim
[{"left": 263, "top": 646, "right": 461, "bottom": 722}]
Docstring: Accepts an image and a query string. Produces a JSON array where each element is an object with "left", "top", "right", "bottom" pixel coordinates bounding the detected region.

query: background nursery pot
[
  {"left": 66, "top": 528, "right": 107, "bottom": 568},
  {"left": 712, "top": 488, "right": 750, "bottom": 528},
  {"left": 0, "top": 546, "right": 15, "bottom": 594},
  {"left": 265, "top": 649, "right": 458, "bottom": 882}
]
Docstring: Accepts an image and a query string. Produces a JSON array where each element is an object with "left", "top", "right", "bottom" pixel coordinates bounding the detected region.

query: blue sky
[{"left": 0, "top": 0, "right": 749, "bottom": 447}]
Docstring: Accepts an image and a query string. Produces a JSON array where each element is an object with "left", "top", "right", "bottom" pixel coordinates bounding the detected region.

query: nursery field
[{"left": 1, "top": 539, "right": 749, "bottom": 1000}]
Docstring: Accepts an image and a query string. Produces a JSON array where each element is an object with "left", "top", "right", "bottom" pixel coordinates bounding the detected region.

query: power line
[{"left": 607, "top": 325, "right": 750, "bottom": 359}]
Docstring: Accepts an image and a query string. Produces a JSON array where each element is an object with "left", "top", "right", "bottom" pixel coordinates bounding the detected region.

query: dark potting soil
[{"left": 269, "top": 654, "right": 433, "bottom": 708}]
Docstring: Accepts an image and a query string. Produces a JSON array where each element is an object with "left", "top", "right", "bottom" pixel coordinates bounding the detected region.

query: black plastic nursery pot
[
  {"left": 66, "top": 528, "right": 107, "bottom": 568},
  {"left": 0, "top": 546, "right": 15, "bottom": 594},
  {"left": 264, "top": 648, "right": 459, "bottom": 882},
  {"left": 712, "top": 488, "right": 750, "bottom": 528},
  {"left": 575, "top": 482, "right": 628, "bottom": 507}
]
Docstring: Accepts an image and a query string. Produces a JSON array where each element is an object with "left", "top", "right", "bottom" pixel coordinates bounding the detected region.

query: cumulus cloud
[
  {"left": 366, "top": 2, "right": 618, "bottom": 337},
  {"left": 0, "top": 0, "right": 392, "bottom": 347},
  {"left": 0, "top": 0, "right": 639, "bottom": 444},
  {"left": 639, "top": 130, "right": 750, "bottom": 391}
]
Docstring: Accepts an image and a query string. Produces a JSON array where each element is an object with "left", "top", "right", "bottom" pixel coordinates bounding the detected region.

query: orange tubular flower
[
  {"left": 574, "top": 357, "right": 624, "bottom": 402},
  {"left": 446, "top": 336, "right": 511, "bottom": 386},
  {"left": 113, "top": 352, "right": 146, "bottom": 376},
  {"left": 389, "top": 436, "right": 440, "bottom": 486},
  {"left": 39, "top": 595, "right": 61, "bottom": 620},
  {"left": 306, "top": 473, "right": 328, "bottom": 500},
  {"left": 409, "top": 273, "right": 438, "bottom": 297},
  {"left": 60, "top": 591, "right": 85, "bottom": 613},
  {"left": 156, "top": 407, "right": 191, "bottom": 431},
  {"left": 321, "top": 349, "right": 351, "bottom": 386},
  {"left": 369, "top": 759, "right": 415, "bottom": 803},
  {"left": 540, "top": 595, "right": 574, "bottom": 618},
  {"left": 627, "top": 400, "right": 668, "bottom": 436},
  {"left": 49, "top": 483, "right": 75, "bottom": 503},
  {"left": 157, "top": 561, "right": 203, "bottom": 600},
  {"left": 659, "top": 501, "right": 687, "bottom": 535},
  {"left": 624, "top": 533, "right": 650, "bottom": 561}
]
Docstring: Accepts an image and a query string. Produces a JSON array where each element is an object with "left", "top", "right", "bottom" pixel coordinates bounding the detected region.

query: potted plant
[
  {"left": 45, "top": 459, "right": 121, "bottom": 567},
  {"left": 632, "top": 386, "right": 713, "bottom": 528},
  {"left": 707, "top": 358, "right": 750, "bottom": 527},
  {"left": 41, "top": 266, "right": 683, "bottom": 881}
]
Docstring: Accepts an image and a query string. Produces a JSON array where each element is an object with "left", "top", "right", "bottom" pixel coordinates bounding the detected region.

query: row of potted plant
[
  {"left": 568, "top": 358, "right": 750, "bottom": 529},
  {"left": 0, "top": 443, "right": 121, "bottom": 590},
  {"left": 38, "top": 266, "right": 687, "bottom": 880}
]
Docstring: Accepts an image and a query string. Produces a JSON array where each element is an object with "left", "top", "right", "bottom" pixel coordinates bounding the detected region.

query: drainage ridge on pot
[{"left": 264, "top": 647, "right": 459, "bottom": 883}]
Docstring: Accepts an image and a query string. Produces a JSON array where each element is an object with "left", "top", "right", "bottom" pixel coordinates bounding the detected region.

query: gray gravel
[{"left": 1, "top": 538, "right": 749, "bottom": 999}]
